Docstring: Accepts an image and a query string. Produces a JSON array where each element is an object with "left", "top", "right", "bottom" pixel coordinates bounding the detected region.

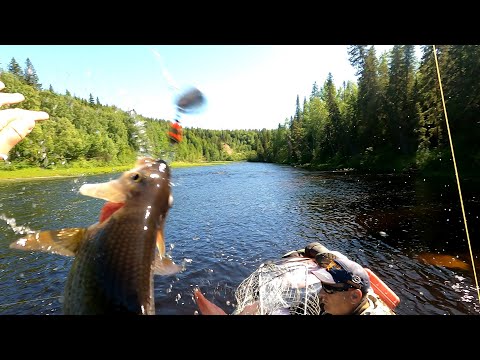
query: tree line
[
  {"left": 1, "top": 46, "right": 478, "bottom": 177},
  {"left": 0, "top": 57, "right": 262, "bottom": 168},
  {"left": 261, "top": 45, "right": 479, "bottom": 178}
]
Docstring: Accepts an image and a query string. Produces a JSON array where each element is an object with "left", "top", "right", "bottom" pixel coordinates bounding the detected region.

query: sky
[{"left": 0, "top": 45, "right": 407, "bottom": 130}]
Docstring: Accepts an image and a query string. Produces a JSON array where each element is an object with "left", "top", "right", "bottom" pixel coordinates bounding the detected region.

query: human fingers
[
  {"left": 0, "top": 118, "right": 36, "bottom": 155},
  {"left": 0, "top": 93, "right": 26, "bottom": 107},
  {"left": 0, "top": 109, "right": 49, "bottom": 156},
  {"left": 0, "top": 108, "right": 49, "bottom": 130},
  {"left": 0, "top": 80, "right": 26, "bottom": 106}
]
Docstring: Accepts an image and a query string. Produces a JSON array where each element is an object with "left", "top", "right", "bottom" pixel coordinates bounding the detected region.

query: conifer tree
[
  {"left": 348, "top": 45, "right": 368, "bottom": 76},
  {"left": 310, "top": 81, "right": 320, "bottom": 99},
  {"left": 7, "top": 57, "right": 22, "bottom": 78},
  {"left": 356, "top": 46, "right": 381, "bottom": 151},
  {"left": 24, "top": 58, "right": 41, "bottom": 89},
  {"left": 416, "top": 45, "right": 447, "bottom": 151},
  {"left": 294, "top": 94, "right": 301, "bottom": 122},
  {"left": 323, "top": 73, "right": 342, "bottom": 157}
]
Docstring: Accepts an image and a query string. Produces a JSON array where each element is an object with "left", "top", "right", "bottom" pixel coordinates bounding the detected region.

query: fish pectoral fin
[
  {"left": 153, "top": 254, "right": 183, "bottom": 276},
  {"left": 9, "top": 228, "right": 88, "bottom": 257},
  {"left": 153, "top": 229, "right": 181, "bottom": 275}
]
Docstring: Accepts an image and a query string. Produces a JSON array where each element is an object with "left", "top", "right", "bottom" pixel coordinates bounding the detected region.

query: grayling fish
[{"left": 10, "top": 157, "right": 181, "bottom": 315}]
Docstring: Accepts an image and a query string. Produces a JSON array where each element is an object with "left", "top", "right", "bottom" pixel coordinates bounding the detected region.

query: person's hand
[{"left": 0, "top": 80, "right": 49, "bottom": 160}]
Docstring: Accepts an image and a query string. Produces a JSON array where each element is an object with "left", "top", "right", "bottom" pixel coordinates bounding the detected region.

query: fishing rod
[{"left": 433, "top": 45, "right": 479, "bottom": 304}]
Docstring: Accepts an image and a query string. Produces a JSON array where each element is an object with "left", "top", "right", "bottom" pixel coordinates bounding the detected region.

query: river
[{"left": 0, "top": 161, "right": 479, "bottom": 315}]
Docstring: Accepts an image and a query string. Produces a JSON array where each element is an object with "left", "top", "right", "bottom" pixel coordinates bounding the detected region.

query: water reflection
[{"left": 0, "top": 163, "right": 479, "bottom": 315}]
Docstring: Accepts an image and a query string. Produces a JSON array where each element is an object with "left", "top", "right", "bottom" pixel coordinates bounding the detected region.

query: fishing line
[
  {"left": 432, "top": 45, "right": 479, "bottom": 304},
  {"left": 150, "top": 48, "right": 206, "bottom": 161},
  {"left": 151, "top": 49, "right": 180, "bottom": 93},
  {"left": 150, "top": 48, "right": 183, "bottom": 162}
]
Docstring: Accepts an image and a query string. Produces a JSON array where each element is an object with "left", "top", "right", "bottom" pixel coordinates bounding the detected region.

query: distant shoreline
[{"left": 0, "top": 161, "right": 232, "bottom": 182}]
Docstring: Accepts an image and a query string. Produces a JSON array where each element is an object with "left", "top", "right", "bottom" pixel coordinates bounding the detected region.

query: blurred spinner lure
[{"left": 151, "top": 49, "right": 206, "bottom": 145}]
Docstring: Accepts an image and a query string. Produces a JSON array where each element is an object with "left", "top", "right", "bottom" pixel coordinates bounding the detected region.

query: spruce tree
[
  {"left": 24, "top": 58, "right": 41, "bottom": 89},
  {"left": 7, "top": 57, "right": 23, "bottom": 78},
  {"left": 310, "top": 81, "right": 320, "bottom": 99}
]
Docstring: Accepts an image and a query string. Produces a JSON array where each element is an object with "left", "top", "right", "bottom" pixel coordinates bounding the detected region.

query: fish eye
[{"left": 131, "top": 172, "right": 142, "bottom": 182}]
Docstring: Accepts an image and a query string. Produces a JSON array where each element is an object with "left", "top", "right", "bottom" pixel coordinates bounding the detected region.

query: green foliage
[
  {"left": 0, "top": 70, "right": 265, "bottom": 168},
  {"left": 263, "top": 45, "right": 479, "bottom": 177},
  {"left": 2, "top": 47, "right": 479, "bottom": 178}
]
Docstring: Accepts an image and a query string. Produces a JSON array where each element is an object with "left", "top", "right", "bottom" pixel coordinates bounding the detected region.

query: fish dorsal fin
[
  {"left": 153, "top": 229, "right": 182, "bottom": 275},
  {"left": 134, "top": 157, "right": 156, "bottom": 168},
  {"left": 9, "top": 228, "right": 88, "bottom": 257}
]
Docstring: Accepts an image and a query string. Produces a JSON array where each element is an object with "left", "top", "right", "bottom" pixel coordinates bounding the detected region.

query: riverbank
[
  {"left": 0, "top": 161, "right": 231, "bottom": 181},
  {"left": 297, "top": 162, "right": 479, "bottom": 182}
]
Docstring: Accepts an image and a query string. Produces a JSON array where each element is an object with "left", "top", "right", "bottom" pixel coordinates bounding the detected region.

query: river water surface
[{"left": 1, "top": 162, "right": 479, "bottom": 315}]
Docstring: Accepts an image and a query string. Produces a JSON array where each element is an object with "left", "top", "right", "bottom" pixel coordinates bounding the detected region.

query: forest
[{"left": 1, "top": 45, "right": 478, "bottom": 178}]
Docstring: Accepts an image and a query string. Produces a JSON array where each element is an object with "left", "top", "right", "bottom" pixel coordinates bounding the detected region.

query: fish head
[
  {"left": 124, "top": 158, "right": 173, "bottom": 216},
  {"left": 80, "top": 157, "right": 173, "bottom": 211}
]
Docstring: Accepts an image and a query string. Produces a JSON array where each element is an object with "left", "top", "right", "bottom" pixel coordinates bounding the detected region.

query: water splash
[
  {"left": 0, "top": 214, "right": 35, "bottom": 235},
  {"left": 128, "top": 109, "right": 154, "bottom": 159}
]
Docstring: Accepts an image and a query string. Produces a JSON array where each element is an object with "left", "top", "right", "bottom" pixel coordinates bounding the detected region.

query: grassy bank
[{"left": 0, "top": 161, "right": 231, "bottom": 181}]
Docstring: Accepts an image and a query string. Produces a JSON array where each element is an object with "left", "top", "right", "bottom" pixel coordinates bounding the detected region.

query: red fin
[
  {"left": 193, "top": 288, "right": 227, "bottom": 315},
  {"left": 99, "top": 202, "right": 125, "bottom": 223}
]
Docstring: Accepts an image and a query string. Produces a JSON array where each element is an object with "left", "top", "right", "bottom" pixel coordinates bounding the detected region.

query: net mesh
[{"left": 232, "top": 258, "right": 323, "bottom": 315}]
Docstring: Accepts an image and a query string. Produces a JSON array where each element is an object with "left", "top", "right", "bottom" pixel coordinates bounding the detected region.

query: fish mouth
[
  {"left": 79, "top": 180, "right": 127, "bottom": 203},
  {"left": 79, "top": 157, "right": 170, "bottom": 203}
]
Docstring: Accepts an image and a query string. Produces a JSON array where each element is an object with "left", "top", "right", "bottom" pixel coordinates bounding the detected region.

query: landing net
[{"left": 232, "top": 258, "right": 323, "bottom": 315}]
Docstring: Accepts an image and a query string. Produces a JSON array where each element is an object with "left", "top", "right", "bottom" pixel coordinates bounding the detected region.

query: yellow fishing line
[{"left": 432, "top": 45, "right": 480, "bottom": 304}]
